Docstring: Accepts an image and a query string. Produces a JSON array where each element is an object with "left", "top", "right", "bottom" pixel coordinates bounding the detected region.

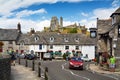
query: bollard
[
  {"left": 38, "top": 62, "right": 41, "bottom": 77},
  {"left": 18, "top": 58, "right": 20, "bottom": 64},
  {"left": 45, "top": 67, "right": 48, "bottom": 72},
  {"left": 25, "top": 59, "right": 28, "bottom": 67},
  {"left": 44, "top": 67, "right": 48, "bottom": 80},
  {"left": 32, "top": 60, "right": 35, "bottom": 71}
]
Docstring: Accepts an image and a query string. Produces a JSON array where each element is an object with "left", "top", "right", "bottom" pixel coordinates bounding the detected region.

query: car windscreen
[{"left": 71, "top": 57, "right": 82, "bottom": 61}]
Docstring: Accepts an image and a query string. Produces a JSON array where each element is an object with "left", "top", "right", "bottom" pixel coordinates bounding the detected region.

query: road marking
[
  {"left": 101, "top": 74, "right": 119, "bottom": 80},
  {"left": 86, "top": 64, "right": 119, "bottom": 80},
  {"left": 62, "top": 63, "right": 90, "bottom": 80}
]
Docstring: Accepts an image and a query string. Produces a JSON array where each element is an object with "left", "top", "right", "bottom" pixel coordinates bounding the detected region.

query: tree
[{"left": 69, "top": 28, "right": 77, "bottom": 33}]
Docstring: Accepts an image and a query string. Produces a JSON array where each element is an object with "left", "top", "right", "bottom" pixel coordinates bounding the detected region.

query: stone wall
[{"left": 0, "top": 56, "right": 11, "bottom": 80}]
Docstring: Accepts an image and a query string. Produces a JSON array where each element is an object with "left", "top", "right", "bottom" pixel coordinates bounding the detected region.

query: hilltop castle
[{"left": 44, "top": 16, "right": 89, "bottom": 35}]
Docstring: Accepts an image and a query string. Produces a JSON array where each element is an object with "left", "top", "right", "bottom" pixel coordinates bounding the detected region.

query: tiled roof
[
  {"left": 97, "top": 19, "right": 112, "bottom": 34},
  {"left": 17, "top": 32, "right": 96, "bottom": 45},
  {"left": 0, "top": 29, "right": 19, "bottom": 41}
]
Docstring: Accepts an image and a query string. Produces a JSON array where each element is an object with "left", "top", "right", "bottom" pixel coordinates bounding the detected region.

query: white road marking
[
  {"left": 86, "top": 64, "right": 119, "bottom": 80},
  {"left": 62, "top": 63, "right": 90, "bottom": 80}
]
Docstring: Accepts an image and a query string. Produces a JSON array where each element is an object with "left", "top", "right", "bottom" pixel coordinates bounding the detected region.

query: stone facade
[{"left": 0, "top": 57, "right": 11, "bottom": 80}]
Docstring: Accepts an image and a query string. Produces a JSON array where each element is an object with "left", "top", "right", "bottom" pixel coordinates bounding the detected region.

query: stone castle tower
[
  {"left": 50, "top": 16, "right": 63, "bottom": 31},
  {"left": 60, "top": 17, "right": 63, "bottom": 27}
]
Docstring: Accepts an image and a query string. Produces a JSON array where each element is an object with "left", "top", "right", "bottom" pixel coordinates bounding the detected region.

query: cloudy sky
[{"left": 0, "top": 0, "right": 120, "bottom": 33}]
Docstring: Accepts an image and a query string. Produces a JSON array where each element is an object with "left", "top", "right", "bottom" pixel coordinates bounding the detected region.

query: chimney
[
  {"left": 17, "top": 22, "right": 21, "bottom": 33},
  {"left": 30, "top": 28, "right": 35, "bottom": 35}
]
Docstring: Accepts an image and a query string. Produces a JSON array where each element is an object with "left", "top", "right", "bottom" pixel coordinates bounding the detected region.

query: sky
[{"left": 0, "top": 0, "right": 120, "bottom": 33}]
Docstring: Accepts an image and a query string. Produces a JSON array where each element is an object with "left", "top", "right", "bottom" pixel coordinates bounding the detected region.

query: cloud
[
  {"left": 16, "top": 8, "right": 47, "bottom": 18},
  {"left": 0, "top": 0, "right": 92, "bottom": 17},
  {"left": 0, "top": 17, "right": 50, "bottom": 33},
  {"left": 0, "top": 0, "right": 119, "bottom": 33},
  {"left": 81, "top": 12, "right": 88, "bottom": 17},
  {"left": 60, "top": 0, "right": 93, "bottom": 3},
  {"left": 112, "top": 0, "right": 120, "bottom": 7},
  {"left": 90, "top": 7, "right": 118, "bottom": 19}
]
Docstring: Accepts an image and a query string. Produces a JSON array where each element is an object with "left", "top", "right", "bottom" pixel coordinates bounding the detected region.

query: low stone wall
[{"left": 0, "top": 55, "right": 11, "bottom": 80}]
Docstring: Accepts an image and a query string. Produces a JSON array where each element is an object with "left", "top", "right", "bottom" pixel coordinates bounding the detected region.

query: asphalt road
[
  {"left": 40, "top": 60, "right": 117, "bottom": 80},
  {"left": 17, "top": 59, "right": 118, "bottom": 80}
]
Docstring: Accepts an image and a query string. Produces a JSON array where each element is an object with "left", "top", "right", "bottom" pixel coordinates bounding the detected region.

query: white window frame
[
  {"left": 50, "top": 37, "right": 54, "bottom": 42},
  {"left": 35, "top": 36, "right": 39, "bottom": 41},
  {"left": 75, "top": 38, "right": 79, "bottom": 42},
  {"left": 64, "top": 38, "right": 69, "bottom": 42}
]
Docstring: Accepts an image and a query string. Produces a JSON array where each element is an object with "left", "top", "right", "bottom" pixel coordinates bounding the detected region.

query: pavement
[
  {"left": 89, "top": 64, "right": 120, "bottom": 77},
  {"left": 10, "top": 63, "right": 40, "bottom": 80}
]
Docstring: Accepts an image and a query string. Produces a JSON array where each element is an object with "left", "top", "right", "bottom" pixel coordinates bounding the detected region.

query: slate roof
[
  {"left": 97, "top": 19, "right": 112, "bottom": 34},
  {"left": 17, "top": 33, "right": 47, "bottom": 45},
  {"left": 0, "top": 29, "right": 20, "bottom": 41},
  {"left": 110, "top": 7, "right": 120, "bottom": 17},
  {"left": 17, "top": 32, "right": 96, "bottom": 45}
]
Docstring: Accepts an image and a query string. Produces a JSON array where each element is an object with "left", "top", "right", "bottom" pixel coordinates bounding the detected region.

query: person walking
[
  {"left": 10, "top": 51, "right": 16, "bottom": 66},
  {"left": 109, "top": 55, "right": 116, "bottom": 72}
]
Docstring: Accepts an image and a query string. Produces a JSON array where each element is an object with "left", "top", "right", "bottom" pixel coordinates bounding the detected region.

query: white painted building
[{"left": 17, "top": 32, "right": 96, "bottom": 59}]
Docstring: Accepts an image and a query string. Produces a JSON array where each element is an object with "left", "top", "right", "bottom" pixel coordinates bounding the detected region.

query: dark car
[
  {"left": 25, "top": 54, "right": 37, "bottom": 60},
  {"left": 69, "top": 57, "right": 83, "bottom": 70}
]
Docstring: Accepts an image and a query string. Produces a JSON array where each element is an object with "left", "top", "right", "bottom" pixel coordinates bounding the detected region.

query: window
[
  {"left": 50, "top": 45, "right": 53, "bottom": 49},
  {"left": 65, "top": 46, "right": 69, "bottom": 50},
  {"left": 75, "top": 46, "right": 79, "bottom": 50},
  {"left": 20, "top": 41, "right": 24, "bottom": 46},
  {"left": 75, "top": 38, "right": 79, "bottom": 42},
  {"left": 64, "top": 38, "right": 69, "bottom": 42},
  {"left": 35, "top": 36, "right": 39, "bottom": 41},
  {"left": 50, "top": 37, "right": 54, "bottom": 42},
  {"left": 118, "top": 25, "right": 120, "bottom": 37},
  {"left": 39, "top": 44, "right": 42, "bottom": 50},
  {"left": 9, "top": 41, "right": 13, "bottom": 44},
  {"left": 112, "top": 15, "right": 116, "bottom": 25}
]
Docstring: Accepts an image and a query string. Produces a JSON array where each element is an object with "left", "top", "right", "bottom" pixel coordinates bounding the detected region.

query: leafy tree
[{"left": 69, "top": 28, "right": 77, "bottom": 33}]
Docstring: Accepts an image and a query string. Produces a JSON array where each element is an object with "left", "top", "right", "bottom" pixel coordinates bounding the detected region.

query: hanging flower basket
[{"left": 0, "top": 42, "right": 4, "bottom": 46}]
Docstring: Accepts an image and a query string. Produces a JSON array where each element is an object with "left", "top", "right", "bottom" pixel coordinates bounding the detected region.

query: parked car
[
  {"left": 19, "top": 53, "right": 26, "bottom": 59},
  {"left": 81, "top": 56, "right": 91, "bottom": 62},
  {"left": 43, "top": 53, "right": 52, "bottom": 61},
  {"left": 25, "top": 54, "right": 37, "bottom": 60},
  {"left": 69, "top": 57, "right": 83, "bottom": 70}
]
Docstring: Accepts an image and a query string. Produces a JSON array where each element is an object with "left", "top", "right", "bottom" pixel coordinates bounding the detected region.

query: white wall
[
  {"left": 29, "top": 45, "right": 47, "bottom": 52},
  {"left": 28, "top": 44, "right": 95, "bottom": 59},
  {"left": 81, "top": 46, "right": 95, "bottom": 59}
]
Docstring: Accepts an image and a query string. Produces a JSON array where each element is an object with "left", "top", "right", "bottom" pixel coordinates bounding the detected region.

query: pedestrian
[
  {"left": 109, "top": 55, "right": 116, "bottom": 72},
  {"left": 10, "top": 51, "right": 16, "bottom": 66}
]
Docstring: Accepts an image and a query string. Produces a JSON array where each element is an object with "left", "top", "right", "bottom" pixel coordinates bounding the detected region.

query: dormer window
[
  {"left": 112, "top": 15, "right": 116, "bottom": 25},
  {"left": 20, "top": 41, "right": 24, "bottom": 46},
  {"left": 64, "top": 38, "right": 69, "bottom": 42},
  {"left": 75, "top": 38, "right": 79, "bottom": 42},
  {"left": 50, "top": 37, "right": 54, "bottom": 42},
  {"left": 34, "top": 36, "right": 39, "bottom": 41}
]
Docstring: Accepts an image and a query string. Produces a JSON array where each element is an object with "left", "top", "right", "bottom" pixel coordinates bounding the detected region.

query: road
[
  {"left": 40, "top": 60, "right": 117, "bottom": 80},
  {"left": 17, "top": 59, "right": 118, "bottom": 80}
]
